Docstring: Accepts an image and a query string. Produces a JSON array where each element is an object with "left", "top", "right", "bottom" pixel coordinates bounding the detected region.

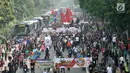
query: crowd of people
[
  {"left": 0, "top": 17, "right": 129, "bottom": 73},
  {"left": 51, "top": 21, "right": 130, "bottom": 73},
  {"left": 0, "top": 30, "right": 44, "bottom": 73}
]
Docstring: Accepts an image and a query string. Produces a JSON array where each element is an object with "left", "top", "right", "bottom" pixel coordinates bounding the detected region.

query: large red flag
[
  {"left": 65, "top": 8, "right": 73, "bottom": 22},
  {"left": 65, "top": 8, "right": 69, "bottom": 22},
  {"left": 63, "top": 15, "right": 67, "bottom": 22},
  {"left": 51, "top": 10, "right": 55, "bottom": 15}
]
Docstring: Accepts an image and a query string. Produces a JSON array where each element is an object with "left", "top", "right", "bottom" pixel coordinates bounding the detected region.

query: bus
[
  {"left": 32, "top": 17, "right": 44, "bottom": 31},
  {"left": 14, "top": 20, "right": 39, "bottom": 36},
  {"left": 41, "top": 14, "right": 50, "bottom": 24}
]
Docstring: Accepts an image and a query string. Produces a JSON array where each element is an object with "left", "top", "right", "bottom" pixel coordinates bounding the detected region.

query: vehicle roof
[
  {"left": 16, "top": 20, "right": 39, "bottom": 25},
  {"left": 42, "top": 14, "right": 50, "bottom": 16},
  {"left": 32, "top": 17, "right": 43, "bottom": 20}
]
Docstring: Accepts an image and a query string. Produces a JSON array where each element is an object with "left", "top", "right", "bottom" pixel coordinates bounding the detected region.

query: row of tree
[
  {"left": 0, "top": 0, "right": 54, "bottom": 38},
  {"left": 78, "top": 0, "right": 130, "bottom": 34},
  {"left": 0, "top": 0, "right": 53, "bottom": 28}
]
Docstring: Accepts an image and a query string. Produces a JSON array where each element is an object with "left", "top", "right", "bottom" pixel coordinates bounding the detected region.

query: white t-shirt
[
  {"left": 73, "top": 47, "right": 77, "bottom": 53},
  {"left": 75, "top": 37, "right": 79, "bottom": 41},
  {"left": 1, "top": 48, "right": 5, "bottom": 53},
  {"left": 119, "top": 56, "right": 124, "bottom": 63},
  {"left": 93, "top": 42, "right": 97, "bottom": 47},
  {"left": 37, "top": 37, "right": 40, "bottom": 42},
  {"left": 103, "top": 37, "right": 106, "bottom": 42},
  {"left": 112, "top": 36, "right": 116, "bottom": 42},
  {"left": 107, "top": 67, "right": 112, "bottom": 73}
]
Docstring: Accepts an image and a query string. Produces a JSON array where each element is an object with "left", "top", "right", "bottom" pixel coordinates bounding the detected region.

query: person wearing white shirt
[
  {"left": 107, "top": 64, "right": 112, "bottom": 73},
  {"left": 73, "top": 47, "right": 77, "bottom": 57},
  {"left": 73, "top": 47, "right": 78, "bottom": 53},
  {"left": 112, "top": 36, "right": 116, "bottom": 42},
  {"left": 75, "top": 37, "right": 79, "bottom": 41},
  {"left": 119, "top": 56, "right": 125, "bottom": 66},
  {"left": 102, "top": 36, "right": 107, "bottom": 48},
  {"left": 112, "top": 35, "right": 116, "bottom": 47}
]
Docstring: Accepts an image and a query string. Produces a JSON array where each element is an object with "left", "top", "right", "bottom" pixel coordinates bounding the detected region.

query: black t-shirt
[
  {"left": 102, "top": 67, "right": 107, "bottom": 73},
  {"left": 8, "top": 62, "right": 13, "bottom": 70},
  {"left": 23, "top": 65, "right": 28, "bottom": 71},
  {"left": 89, "top": 64, "right": 93, "bottom": 71},
  {"left": 30, "top": 62, "right": 35, "bottom": 70}
]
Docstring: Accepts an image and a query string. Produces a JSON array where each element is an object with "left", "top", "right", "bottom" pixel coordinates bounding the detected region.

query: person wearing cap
[{"left": 2, "top": 66, "right": 8, "bottom": 73}]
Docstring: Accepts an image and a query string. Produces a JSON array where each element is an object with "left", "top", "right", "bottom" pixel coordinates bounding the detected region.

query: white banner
[{"left": 54, "top": 57, "right": 92, "bottom": 68}]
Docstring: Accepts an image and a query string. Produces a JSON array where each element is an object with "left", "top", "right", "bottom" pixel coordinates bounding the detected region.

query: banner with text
[
  {"left": 36, "top": 59, "right": 54, "bottom": 68},
  {"left": 54, "top": 57, "right": 92, "bottom": 68}
]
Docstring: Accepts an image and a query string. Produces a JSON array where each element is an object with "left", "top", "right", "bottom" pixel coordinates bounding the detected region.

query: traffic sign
[{"left": 117, "top": 3, "right": 125, "bottom": 13}]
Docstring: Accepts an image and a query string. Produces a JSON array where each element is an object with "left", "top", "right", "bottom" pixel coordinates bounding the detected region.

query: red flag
[
  {"left": 60, "top": 12, "right": 65, "bottom": 24},
  {"left": 65, "top": 8, "right": 73, "bottom": 22},
  {"left": 65, "top": 8, "right": 69, "bottom": 22},
  {"left": 51, "top": 10, "right": 55, "bottom": 15},
  {"left": 63, "top": 16, "right": 67, "bottom": 22}
]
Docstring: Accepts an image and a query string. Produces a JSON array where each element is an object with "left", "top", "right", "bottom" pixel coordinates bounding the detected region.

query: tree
[
  {"left": 79, "top": 0, "right": 130, "bottom": 33},
  {"left": 0, "top": 0, "right": 55, "bottom": 37},
  {"left": 0, "top": 0, "right": 15, "bottom": 28}
]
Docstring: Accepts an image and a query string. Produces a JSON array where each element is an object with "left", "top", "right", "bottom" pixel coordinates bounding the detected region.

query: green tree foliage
[
  {"left": 0, "top": 0, "right": 54, "bottom": 37},
  {"left": 13, "top": 0, "right": 35, "bottom": 20},
  {"left": 13, "top": 0, "right": 52, "bottom": 20},
  {"left": 1, "top": 0, "right": 53, "bottom": 23},
  {"left": 0, "top": 0, "right": 15, "bottom": 28},
  {"left": 79, "top": 0, "right": 130, "bottom": 32}
]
